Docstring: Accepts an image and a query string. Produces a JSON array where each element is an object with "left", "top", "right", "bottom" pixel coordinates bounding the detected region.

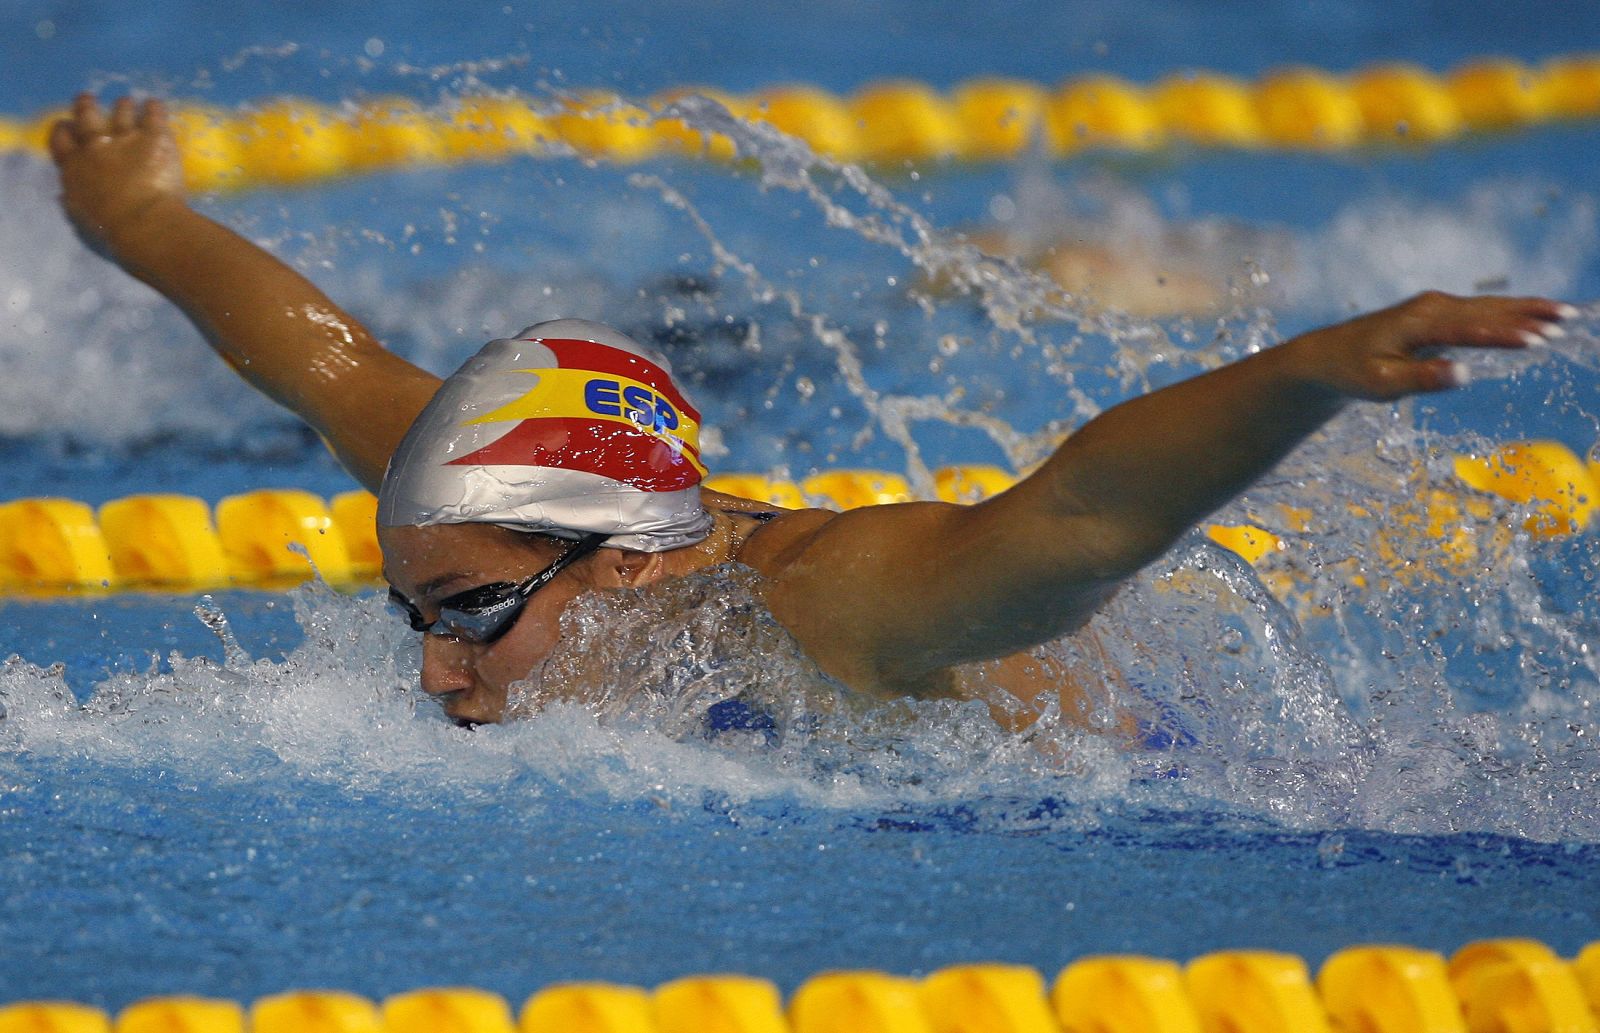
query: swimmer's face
[{"left": 380, "top": 523, "right": 612, "bottom": 725}]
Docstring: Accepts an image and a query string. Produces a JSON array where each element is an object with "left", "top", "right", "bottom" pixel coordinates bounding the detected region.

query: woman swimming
[{"left": 48, "top": 94, "right": 1577, "bottom": 726}]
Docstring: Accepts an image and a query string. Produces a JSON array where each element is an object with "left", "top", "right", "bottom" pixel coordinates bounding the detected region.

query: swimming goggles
[{"left": 388, "top": 532, "right": 608, "bottom": 644}]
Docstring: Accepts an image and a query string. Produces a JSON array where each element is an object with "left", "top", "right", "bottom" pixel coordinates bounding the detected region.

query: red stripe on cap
[
  {"left": 447, "top": 417, "right": 703, "bottom": 493},
  {"left": 530, "top": 338, "right": 700, "bottom": 422}
]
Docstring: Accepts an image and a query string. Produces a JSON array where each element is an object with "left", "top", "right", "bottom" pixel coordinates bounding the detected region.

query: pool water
[{"left": 3, "top": 0, "right": 1600, "bottom": 1011}]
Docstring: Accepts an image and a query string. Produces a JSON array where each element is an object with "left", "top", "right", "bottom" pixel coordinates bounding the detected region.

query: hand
[
  {"left": 49, "top": 94, "right": 186, "bottom": 257},
  {"left": 1287, "top": 291, "right": 1577, "bottom": 401}
]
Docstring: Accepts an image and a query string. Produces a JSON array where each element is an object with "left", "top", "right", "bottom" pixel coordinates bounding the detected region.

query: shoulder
[
  {"left": 706, "top": 487, "right": 987, "bottom": 692},
  {"left": 702, "top": 484, "right": 841, "bottom": 575},
  {"left": 732, "top": 507, "right": 839, "bottom": 573},
  {"left": 710, "top": 488, "right": 970, "bottom": 580}
]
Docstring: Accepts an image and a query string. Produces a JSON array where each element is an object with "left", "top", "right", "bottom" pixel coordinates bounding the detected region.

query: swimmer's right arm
[{"left": 49, "top": 94, "right": 441, "bottom": 491}]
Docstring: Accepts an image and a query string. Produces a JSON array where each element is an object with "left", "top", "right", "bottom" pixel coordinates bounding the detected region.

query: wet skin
[
  {"left": 379, "top": 508, "right": 1104, "bottom": 730},
  {"left": 380, "top": 510, "right": 765, "bottom": 724},
  {"left": 382, "top": 524, "right": 598, "bottom": 724}
]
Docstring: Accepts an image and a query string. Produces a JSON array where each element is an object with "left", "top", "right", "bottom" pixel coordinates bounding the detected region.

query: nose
[{"left": 420, "top": 634, "right": 475, "bottom": 698}]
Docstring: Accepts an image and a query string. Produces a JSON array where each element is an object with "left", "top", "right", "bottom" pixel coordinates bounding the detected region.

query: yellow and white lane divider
[
  {"left": 0, "top": 439, "right": 1596, "bottom": 595},
  {"left": 2, "top": 938, "right": 1598, "bottom": 1032},
  {"left": 1, "top": 55, "right": 1596, "bottom": 190}
]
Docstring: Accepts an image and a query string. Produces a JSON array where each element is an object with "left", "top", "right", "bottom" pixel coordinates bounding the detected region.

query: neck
[{"left": 660, "top": 509, "right": 744, "bottom": 577}]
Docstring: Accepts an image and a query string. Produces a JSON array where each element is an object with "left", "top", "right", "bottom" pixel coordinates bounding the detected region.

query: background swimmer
[
  {"left": 48, "top": 94, "right": 1577, "bottom": 727},
  {"left": 956, "top": 173, "right": 1290, "bottom": 318}
]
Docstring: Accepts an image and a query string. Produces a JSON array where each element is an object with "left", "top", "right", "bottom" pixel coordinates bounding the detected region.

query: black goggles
[{"left": 388, "top": 533, "right": 607, "bottom": 645}]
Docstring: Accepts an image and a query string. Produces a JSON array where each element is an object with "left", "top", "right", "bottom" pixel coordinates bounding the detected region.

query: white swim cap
[{"left": 378, "top": 319, "right": 713, "bottom": 552}]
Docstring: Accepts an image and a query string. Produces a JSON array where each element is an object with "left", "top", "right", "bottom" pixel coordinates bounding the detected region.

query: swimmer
[{"left": 48, "top": 94, "right": 1577, "bottom": 727}]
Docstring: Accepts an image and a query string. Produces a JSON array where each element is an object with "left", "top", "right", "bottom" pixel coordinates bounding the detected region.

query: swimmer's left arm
[
  {"left": 1010, "top": 291, "right": 1572, "bottom": 579},
  {"left": 761, "top": 293, "right": 1572, "bottom": 689}
]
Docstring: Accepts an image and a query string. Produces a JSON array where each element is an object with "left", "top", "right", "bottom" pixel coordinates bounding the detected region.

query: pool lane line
[
  {"left": 1, "top": 939, "right": 1598, "bottom": 1032},
  {"left": 1, "top": 54, "right": 1597, "bottom": 190},
  {"left": 1, "top": 442, "right": 1596, "bottom": 595}
]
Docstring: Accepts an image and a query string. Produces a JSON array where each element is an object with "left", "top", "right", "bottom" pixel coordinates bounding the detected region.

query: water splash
[{"left": 4, "top": 86, "right": 1600, "bottom": 843}]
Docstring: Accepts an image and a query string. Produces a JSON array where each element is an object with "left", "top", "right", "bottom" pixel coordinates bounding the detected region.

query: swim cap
[{"left": 378, "top": 318, "right": 713, "bottom": 552}]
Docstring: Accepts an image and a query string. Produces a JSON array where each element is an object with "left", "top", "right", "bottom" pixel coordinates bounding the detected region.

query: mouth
[
  {"left": 432, "top": 688, "right": 503, "bottom": 727},
  {"left": 429, "top": 689, "right": 473, "bottom": 720}
]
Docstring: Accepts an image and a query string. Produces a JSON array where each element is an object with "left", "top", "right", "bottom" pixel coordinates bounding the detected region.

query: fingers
[
  {"left": 47, "top": 119, "right": 77, "bottom": 163},
  {"left": 110, "top": 96, "right": 137, "bottom": 133},
  {"left": 71, "top": 92, "right": 108, "bottom": 137},
  {"left": 50, "top": 94, "right": 171, "bottom": 164},
  {"left": 1415, "top": 357, "right": 1469, "bottom": 393},
  {"left": 62, "top": 92, "right": 169, "bottom": 135},
  {"left": 136, "top": 97, "right": 168, "bottom": 132},
  {"left": 1519, "top": 297, "right": 1581, "bottom": 346},
  {"left": 1365, "top": 355, "right": 1470, "bottom": 399},
  {"left": 1399, "top": 291, "right": 1580, "bottom": 353},
  {"left": 1490, "top": 296, "right": 1576, "bottom": 348}
]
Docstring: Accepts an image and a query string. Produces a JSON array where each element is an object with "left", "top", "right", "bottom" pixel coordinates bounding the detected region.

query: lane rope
[
  {"left": 0, "top": 440, "right": 1595, "bottom": 595},
  {"left": 2, "top": 938, "right": 1597, "bottom": 1031},
  {"left": 1, "top": 55, "right": 1596, "bottom": 189}
]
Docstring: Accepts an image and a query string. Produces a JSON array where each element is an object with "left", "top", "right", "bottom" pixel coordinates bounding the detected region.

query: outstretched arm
[
  {"left": 757, "top": 291, "right": 1574, "bottom": 693},
  {"left": 49, "top": 94, "right": 441, "bottom": 491},
  {"left": 1003, "top": 291, "right": 1571, "bottom": 577}
]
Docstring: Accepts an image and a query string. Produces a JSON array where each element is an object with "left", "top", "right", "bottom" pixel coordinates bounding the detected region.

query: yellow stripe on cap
[{"left": 468, "top": 368, "right": 706, "bottom": 474}]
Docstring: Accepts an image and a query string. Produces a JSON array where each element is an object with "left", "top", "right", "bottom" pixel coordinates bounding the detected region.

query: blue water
[
  {"left": 4, "top": 0, "right": 1600, "bottom": 1012},
  {"left": 7, "top": 756, "right": 1597, "bottom": 1007}
]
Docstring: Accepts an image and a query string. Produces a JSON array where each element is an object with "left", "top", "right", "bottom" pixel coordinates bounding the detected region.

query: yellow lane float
[
  {"left": 97, "top": 494, "right": 231, "bottom": 589},
  {"left": 1448, "top": 939, "right": 1599, "bottom": 1033},
  {"left": 5, "top": 54, "right": 1597, "bottom": 189},
  {"left": 1452, "top": 441, "right": 1598, "bottom": 539},
  {"left": 952, "top": 79, "right": 1050, "bottom": 159},
  {"left": 1053, "top": 955, "right": 1201, "bottom": 1033},
  {"left": 1046, "top": 74, "right": 1164, "bottom": 152},
  {"left": 1, "top": 939, "right": 1599, "bottom": 1031},
  {"left": 0, "top": 498, "right": 115, "bottom": 592},
  {"left": 250, "top": 990, "right": 384, "bottom": 1033},
  {"left": 520, "top": 984, "right": 654, "bottom": 1033},
  {"left": 789, "top": 971, "right": 928, "bottom": 1033},
  {"left": 1, "top": 442, "right": 1596, "bottom": 595},
  {"left": 654, "top": 976, "right": 787, "bottom": 1033},
  {"left": 116, "top": 996, "right": 245, "bottom": 1033},
  {"left": 0, "top": 1001, "right": 111, "bottom": 1033},
  {"left": 1185, "top": 951, "right": 1329, "bottom": 1033},
  {"left": 1348, "top": 63, "right": 1466, "bottom": 143},
  {"left": 924, "top": 963, "right": 1058, "bottom": 1033},
  {"left": 214, "top": 488, "right": 354, "bottom": 586},
  {"left": 1150, "top": 73, "right": 1265, "bottom": 149},
  {"left": 1316, "top": 945, "right": 1464, "bottom": 1033},
  {"left": 1253, "top": 67, "right": 1367, "bottom": 150}
]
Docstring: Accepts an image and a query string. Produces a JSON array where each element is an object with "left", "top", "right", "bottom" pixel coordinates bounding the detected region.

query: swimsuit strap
[{"left": 719, "top": 507, "right": 782, "bottom": 523}]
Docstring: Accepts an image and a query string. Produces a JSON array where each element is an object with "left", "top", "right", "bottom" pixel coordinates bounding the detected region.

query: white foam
[
  {"left": 1284, "top": 182, "right": 1597, "bottom": 314},
  {"left": 2, "top": 523, "right": 1597, "bottom": 842},
  {"left": 0, "top": 154, "right": 277, "bottom": 444}
]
